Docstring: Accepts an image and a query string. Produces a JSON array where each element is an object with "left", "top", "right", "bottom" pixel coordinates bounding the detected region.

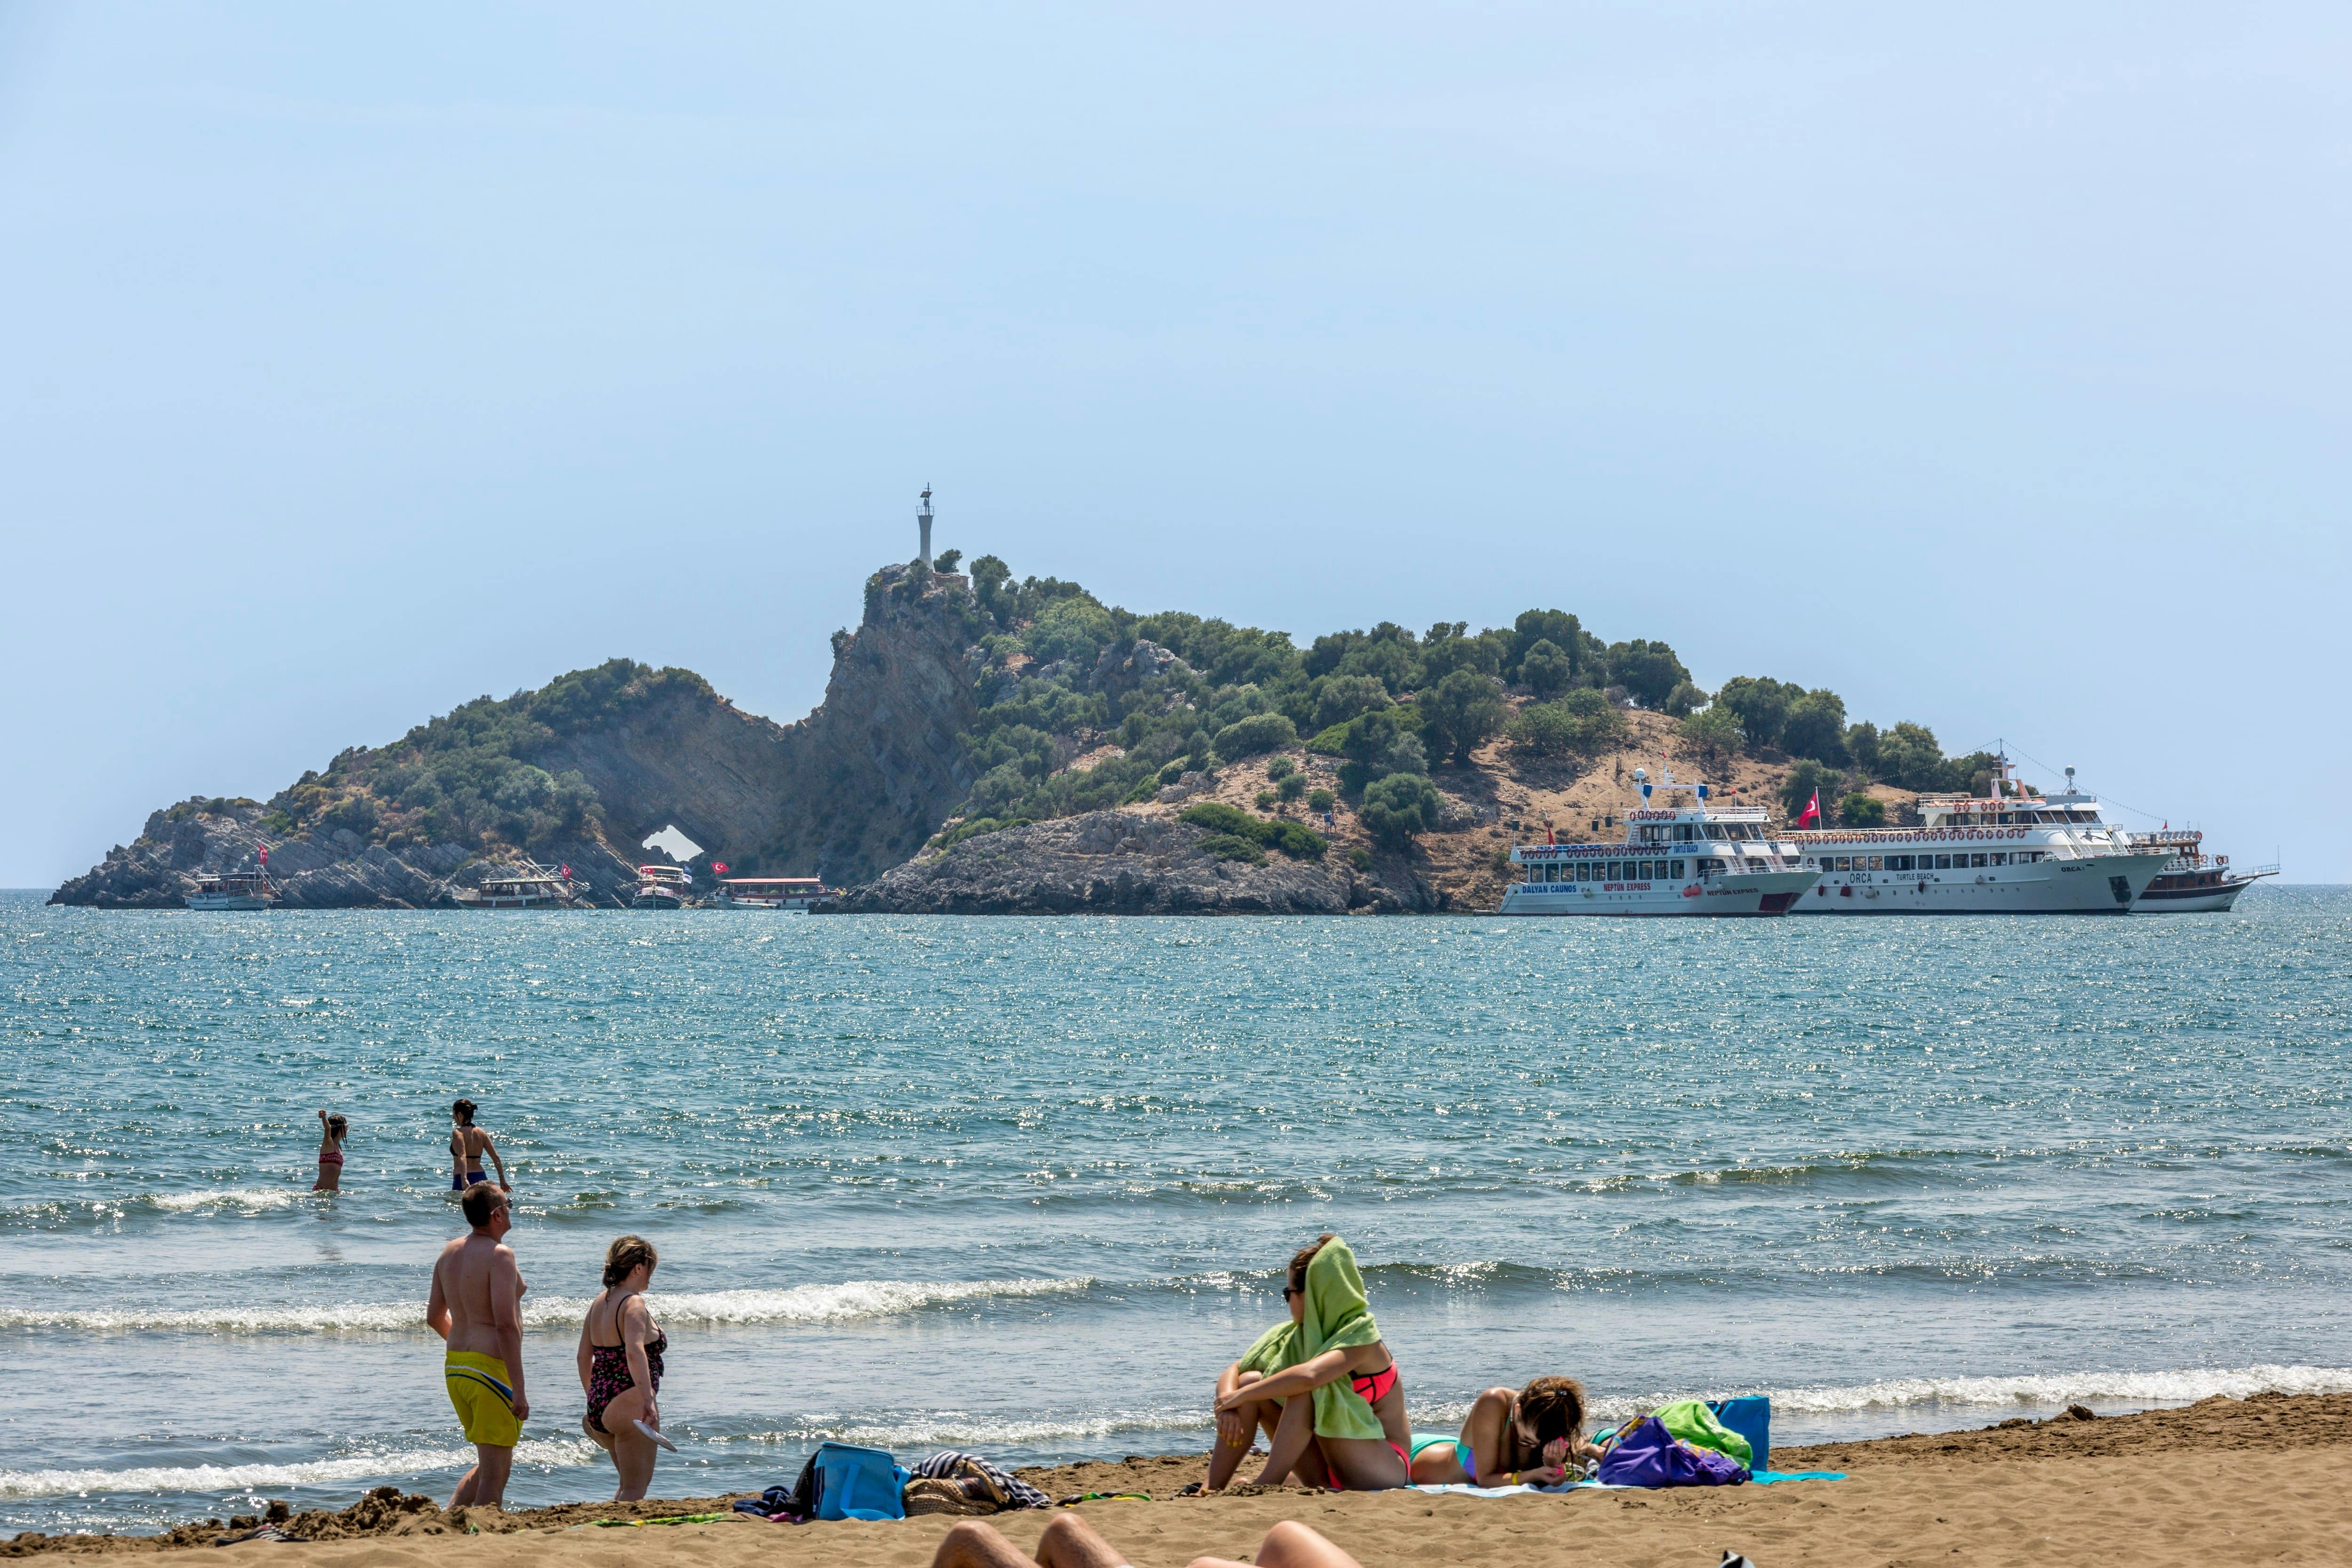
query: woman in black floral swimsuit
[{"left": 576, "top": 1235, "right": 668, "bottom": 1499}]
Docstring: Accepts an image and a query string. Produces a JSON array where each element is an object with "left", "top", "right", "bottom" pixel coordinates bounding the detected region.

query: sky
[{"left": 3, "top": 2, "right": 2346, "bottom": 885}]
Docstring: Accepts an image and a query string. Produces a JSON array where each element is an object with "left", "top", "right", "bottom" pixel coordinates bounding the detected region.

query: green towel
[
  {"left": 1235, "top": 1236, "right": 1387, "bottom": 1441},
  {"left": 1652, "top": 1401, "right": 1752, "bottom": 1468}
]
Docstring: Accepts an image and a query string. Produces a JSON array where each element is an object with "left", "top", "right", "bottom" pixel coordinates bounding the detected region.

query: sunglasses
[{"left": 1281, "top": 1286, "right": 1301, "bottom": 1299}]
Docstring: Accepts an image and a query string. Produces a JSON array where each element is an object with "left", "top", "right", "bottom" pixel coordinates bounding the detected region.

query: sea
[{"left": 4, "top": 885, "right": 2349, "bottom": 1534}]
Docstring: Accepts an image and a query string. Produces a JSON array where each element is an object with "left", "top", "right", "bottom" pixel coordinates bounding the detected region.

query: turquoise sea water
[{"left": 4, "top": 887, "right": 2349, "bottom": 1533}]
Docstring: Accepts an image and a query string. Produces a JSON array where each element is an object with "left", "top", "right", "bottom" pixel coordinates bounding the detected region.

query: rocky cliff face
[
  {"left": 51, "top": 564, "right": 984, "bottom": 908},
  {"left": 838, "top": 810, "right": 1421, "bottom": 915}
]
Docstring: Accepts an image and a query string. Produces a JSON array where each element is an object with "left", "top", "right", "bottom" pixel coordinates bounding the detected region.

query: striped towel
[{"left": 908, "top": 1451, "right": 1051, "bottom": 1511}]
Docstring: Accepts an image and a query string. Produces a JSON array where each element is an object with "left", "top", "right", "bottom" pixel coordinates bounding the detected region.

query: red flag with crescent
[
  {"left": 1796, "top": 790, "right": 1820, "bottom": 828},
  {"left": 711, "top": 861, "right": 730, "bottom": 876}
]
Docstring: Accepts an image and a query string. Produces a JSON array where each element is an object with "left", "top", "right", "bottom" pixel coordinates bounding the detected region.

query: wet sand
[{"left": 12, "top": 1393, "right": 2351, "bottom": 1566}]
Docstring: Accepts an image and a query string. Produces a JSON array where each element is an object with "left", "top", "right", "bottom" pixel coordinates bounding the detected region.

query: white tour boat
[
  {"left": 453, "top": 863, "right": 587, "bottom": 910},
  {"left": 184, "top": 869, "right": 277, "bottom": 911},
  {"left": 1502, "top": 769, "right": 1819, "bottom": 916},
  {"left": 628, "top": 863, "right": 693, "bottom": 909},
  {"left": 1788, "top": 762, "right": 2173, "bottom": 915},
  {"left": 710, "top": 876, "right": 837, "bottom": 911},
  {"left": 2123, "top": 829, "right": 2278, "bottom": 913}
]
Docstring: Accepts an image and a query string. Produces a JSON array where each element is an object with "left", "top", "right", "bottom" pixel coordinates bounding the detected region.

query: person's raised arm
[
  {"left": 1215, "top": 1347, "right": 1351, "bottom": 1409},
  {"left": 492, "top": 1246, "right": 528, "bottom": 1420},
  {"left": 425, "top": 1254, "right": 452, "bottom": 1342},
  {"left": 622, "top": 1296, "right": 658, "bottom": 1431}
]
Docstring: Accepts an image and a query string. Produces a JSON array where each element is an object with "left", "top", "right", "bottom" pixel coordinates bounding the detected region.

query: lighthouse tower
[{"left": 917, "top": 486, "right": 934, "bottom": 567}]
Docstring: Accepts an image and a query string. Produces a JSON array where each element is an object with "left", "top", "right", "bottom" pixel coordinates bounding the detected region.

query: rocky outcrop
[
  {"left": 47, "top": 798, "right": 635, "bottom": 909},
  {"left": 837, "top": 810, "right": 1429, "bottom": 914}
]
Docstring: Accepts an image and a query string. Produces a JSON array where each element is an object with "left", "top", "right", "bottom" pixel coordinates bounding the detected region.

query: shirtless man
[
  {"left": 426, "top": 1182, "right": 529, "bottom": 1509},
  {"left": 449, "top": 1098, "right": 509, "bottom": 1193}
]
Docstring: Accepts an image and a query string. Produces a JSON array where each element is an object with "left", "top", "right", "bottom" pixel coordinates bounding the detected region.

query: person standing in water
[
  {"left": 576, "top": 1235, "right": 669, "bottom": 1499},
  {"left": 312, "top": 1110, "right": 348, "bottom": 1192},
  {"left": 427, "top": 1182, "right": 529, "bottom": 1510},
  {"left": 450, "top": 1099, "right": 509, "bottom": 1193}
]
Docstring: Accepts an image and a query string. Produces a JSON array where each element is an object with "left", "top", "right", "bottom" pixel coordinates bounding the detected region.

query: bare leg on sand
[{"left": 931, "top": 1518, "right": 1363, "bottom": 1568}]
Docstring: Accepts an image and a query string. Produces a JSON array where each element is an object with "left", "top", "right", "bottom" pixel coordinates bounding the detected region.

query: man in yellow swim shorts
[{"left": 427, "top": 1181, "right": 530, "bottom": 1508}]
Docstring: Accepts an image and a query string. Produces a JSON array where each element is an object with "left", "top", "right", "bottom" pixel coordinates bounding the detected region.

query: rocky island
[{"left": 55, "top": 552, "right": 1997, "bottom": 913}]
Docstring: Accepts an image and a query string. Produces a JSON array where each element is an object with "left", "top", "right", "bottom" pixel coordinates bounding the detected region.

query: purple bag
[{"left": 1596, "top": 1416, "right": 1750, "bottom": 1488}]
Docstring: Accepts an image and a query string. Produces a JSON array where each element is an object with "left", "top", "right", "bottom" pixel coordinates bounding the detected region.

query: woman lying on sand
[
  {"left": 1406, "top": 1374, "right": 1603, "bottom": 1488},
  {"left": 1202, "top": 1234, "right": 1411, "bottom": 1493},
  {"left": 936, "top": 1512, "right": 1362, "bottom": 1568}
]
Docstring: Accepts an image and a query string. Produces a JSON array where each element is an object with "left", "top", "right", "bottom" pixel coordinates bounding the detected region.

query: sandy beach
[{"left": 13, "top": 1393, "right": 2349, "bottom": 1567}]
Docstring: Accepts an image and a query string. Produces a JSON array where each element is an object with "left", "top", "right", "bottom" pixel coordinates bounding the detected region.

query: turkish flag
[
  {"left": 1796, "top": 790, "right": 1820, "bottom": 828},
  {"left": 711, "top": 861, "right": 730, "bottom": 876}
]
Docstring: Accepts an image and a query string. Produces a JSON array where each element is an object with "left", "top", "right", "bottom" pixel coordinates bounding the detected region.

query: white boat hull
[
  {"left": 1500, "top": 868, "right": 1816, "bottom": 916},
  {"left": 183, "top": 893, "right": 270, "bottom": 911},
  {"left": 1792, "top": 851, "right": 2172, "bottom": 915},
  {"left": 2132, "top": 877, "right": 2262, "bottom": 913}
]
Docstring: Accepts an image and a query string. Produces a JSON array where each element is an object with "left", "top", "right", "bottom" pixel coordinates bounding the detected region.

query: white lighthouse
[{"left": 917, "top": 486, "right": 934, "bottom": 567}]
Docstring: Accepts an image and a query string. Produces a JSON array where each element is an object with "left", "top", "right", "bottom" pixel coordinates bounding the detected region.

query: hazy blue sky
[{"left": 4, "top": 3, "right": 2346, "bottom": 885}]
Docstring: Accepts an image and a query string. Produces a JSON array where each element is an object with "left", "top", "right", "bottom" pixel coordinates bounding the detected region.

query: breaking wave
[
  {"left": 0, "top": 1439, "right": 599, "bottom": 1499},
  {"left": 0, "top": 1277, "right": 1093, "bottom": 1335}
]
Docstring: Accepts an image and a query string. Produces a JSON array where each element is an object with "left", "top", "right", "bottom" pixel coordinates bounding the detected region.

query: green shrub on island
[
  {"left": 1360, "top": 772, "right": 1443, "bottom": 850},
  {"left": 1178, "top": 801, "right": 1328, "bottom": 860},
  {"left": 1265, "top": 756, "right": 1295, "bottom": 782},
  {"left": 1349, "top": 846, "right": 1374, "bottom": 870},
  {"left": 1604, "top": 638, "right": 1691, "bottom": 711},
  {"left": 931, "top": 816, "right": 1032, "bottom": 852},
  {"left": 1838, "top": 793, "right": 1887, "bottom": 828},
  {"left": 1213, "top": 712, "right": 1298, "bottom": 760},
  {"left": 1417, "top": 669, "right": 1506, "bottom": 766},
  {"left": 1197, "top": 832, "right": 1268, "bottom": 865},
  {"left": 1308, "top": 787, "right": 1335, "bottom": 812},
  {"left": 1519, "top": 638, "right": 1574, "bottom": 698},
  {"left": 1507, "top": 688, "right": 1626, "bottom": 759},
  {"left": 1277, "top": 772, "right": 1307, "bottom": 804},
  {"left": 1678, "top": 703, "right": 1744, "bottom": 764}
]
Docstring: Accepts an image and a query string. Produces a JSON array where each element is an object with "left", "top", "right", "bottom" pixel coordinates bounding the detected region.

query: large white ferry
[
  {"left": 1502, "top": 769, "right": 1819, "bottom": 916},
  {"left": 1788, "top": 763, "right": 2172, "bottom": 915}
]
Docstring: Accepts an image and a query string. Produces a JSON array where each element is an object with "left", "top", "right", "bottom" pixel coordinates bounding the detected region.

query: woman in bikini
[
  {"left": 449, "top": 1099, "right": 509, "bottom": 1193},
  {"left": 1406, "top": 1375, "right": 1601, "bottom": 1487},
  {"left": 576, "top": 1234, "right": 668, "bottom": 1500},
  {"left": 312, "top": 1110, "right": 348, "bottom": 1192},
  {"left": 1204, "top": 1234, "right": 1411, "bottom": 1492}
]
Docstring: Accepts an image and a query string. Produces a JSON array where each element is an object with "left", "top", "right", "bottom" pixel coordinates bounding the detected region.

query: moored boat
[
  {"left": 628, "top": 864, "right": 693, "bottom": 909},
  {"left": 453, "top": 863, "right": 588, "bottom": 910},
  {"left": 710, "top": 877, "right": 838, "bottom": 911},
  {"left": 184, "top": 869, "right": 277, "bottom": 911},
  {"left": 1788, "top": 759, "right": 2172, "bottom": 915},
  {"left": 2125, "top": 829, "right": 2278, "bottom": 912},
  {"left": 1501, "top": 769, "right": 1819, "bottom": 916}
]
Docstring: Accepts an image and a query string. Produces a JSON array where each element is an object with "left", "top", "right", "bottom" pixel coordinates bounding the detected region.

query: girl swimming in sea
[{"left": 312, "top": 1110, "right": 347, "bottom": 1192}]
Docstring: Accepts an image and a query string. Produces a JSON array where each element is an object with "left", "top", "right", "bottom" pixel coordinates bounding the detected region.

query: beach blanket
[
  {"left": 1653, "top": 1401, "right": 1752, "bottom": 1467},
  {"left": 1407, "top": 1471, "right": 1845, "bottom": 1498},
  {"left": 1235, "top": 1236, "right": 1387, "bottom": 1441}
]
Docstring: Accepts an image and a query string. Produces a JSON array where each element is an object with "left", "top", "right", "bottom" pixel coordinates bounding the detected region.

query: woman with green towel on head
[{"left": 1203, "top": 1234, "right": 1412, "bottom": 1492}]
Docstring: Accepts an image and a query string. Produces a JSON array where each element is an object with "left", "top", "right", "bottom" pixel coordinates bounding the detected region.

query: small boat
[
  {"left": 710, "top": 876, "right": 839, "bottom": 911},
  {"left": 185, "top": 869, "right": 277, "bottom": 911},
  {"left": 2126, "top": 829, "right": 2278, "bottom": 912},
  {"left": 629, "top": 864, "right": 693, "bottom": 909},
  {"left": 453, "top": 863, "right": 587, "bottom": 910}
]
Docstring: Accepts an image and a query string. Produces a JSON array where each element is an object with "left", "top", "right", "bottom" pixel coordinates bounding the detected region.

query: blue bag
[
  {"left": 1708, "top": 1396, "right": 1771, "bottom": 1477},
  {"left": 1596, "top": 1416, "right": 1749, "bottom": 1488},
  {"left": 809, "top": 1441, "right": 910, "bottom": 1520}
]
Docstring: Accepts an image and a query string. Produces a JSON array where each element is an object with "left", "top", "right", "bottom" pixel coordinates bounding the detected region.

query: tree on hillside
[
  {"left": 1780, "top": 689, "right": 1850, "bottom": 765},
  {"left": 1520, "top": 638, "right": 1573, "bottom": 698},
  {"left": 1874, "top": 722, "right": 1946, "bottom": 790},
  {"left": 1361, "top": 772, "right": 1442, "bottom": 850},
  {"left": 1507, "top": 609, "right": 1596, "bottom": 686},
  {"left": 1312, "top": 674, "right": 1393, "bottom": 733},
  {"left": 1845, "top": 721, "right": 1879, "bottom": 776},
  {"left": 1418, "top": 670, "right": 1505, "bottom": 765},
  {"left": 1714, "top": 677, "right": 1797, "bottom": 752},
  {"left": 1606, "top": 639, "right": 1690, "bottom": 710},
  {"left": 1678, "top": 704, "right": 1743, "bottom": 765},
  {"left": 1838, "top": 792, "right": 1886, "bottom": 827},
  {"left": 1662, "top": 680, "right": 1706, "bottom": 719},
  {"left": 1507, "top": 687, "right": 1625, "bottom": 759}
]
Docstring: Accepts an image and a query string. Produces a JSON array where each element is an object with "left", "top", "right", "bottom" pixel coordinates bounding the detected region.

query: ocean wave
[
  {"left": 0, "top": 1277, "right": 1092, "bottom": 1335},
  {"left": 1753, "top": 1363, "right": 2352, "bottom": 1416},
  {"left": 0, "top": 1439, "right": 599, "bottom": 1499},
  {"left": 731, "top": 1410, "right": 1205, "bottom": 1449}
]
